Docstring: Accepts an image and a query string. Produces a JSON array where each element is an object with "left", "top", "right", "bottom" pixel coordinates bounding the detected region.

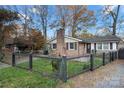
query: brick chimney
[{"left": 56, "top": 28, "right": 66, "bottom": 57}]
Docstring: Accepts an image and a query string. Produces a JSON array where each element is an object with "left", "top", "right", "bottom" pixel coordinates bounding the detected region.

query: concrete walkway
[
  {"left": 58, "top": 60, "right": 124, "bottom": 88},
  {"left": 0, "top": 62, "right": 10, "bottom": 69}
]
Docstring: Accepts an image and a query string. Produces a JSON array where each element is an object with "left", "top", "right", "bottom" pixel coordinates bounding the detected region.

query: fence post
[
  {"left": 12, "top": 52, "right": 16, "bottom": 67},
  {"left": 115, "top": 51, "right": 117, "bottom": 59},
  {"left": 90, "top": 53, "right": 94, "bottom": 71},
  {"left": 117, "top": 51, "right": 119, "bottom": 60},
  {"left": 115, "top": 51, "right": 117, "bottom": 60},
  {"left": 59, "top": 56, "right": 67, "bottom": 82},
  {"left": 109, "top": 52, "right": 112, "bottom": 63},
  {"left": 29, "top": 52, "right": 33, "bottom": 70},
  {"left": 112, "top": 52, "right": 114, "bottom": 61},
  {"left": 103, "top": 52, "right": 105, "bottom": 66},
  {"left": 113, "top": 52, "right": 115, "bottom": 61},
  {"left": 114, "top": 52, "right": 116, "bottom": 60},
  {"left": 111, "top": 52, "right": 113, "bottom": 62}
]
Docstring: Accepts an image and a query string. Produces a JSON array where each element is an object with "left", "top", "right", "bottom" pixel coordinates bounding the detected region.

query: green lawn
[
  {"left": 67, "top": 58, "right": 103, "bottom": 77},
  {"left": 17, "top": 58, "right": 54, "bottom": 74},
  {"left": 0, "top": 57, "right": 104, "bottom": 87},
  {"left": 94, "top": 58, "right": 103, "bottom": 68},
  {"left": 67, "top": 61, "right": 90, "bottom": 77},
  {"left": 0, "top": 67, "right": 59, "bottom": 88}
]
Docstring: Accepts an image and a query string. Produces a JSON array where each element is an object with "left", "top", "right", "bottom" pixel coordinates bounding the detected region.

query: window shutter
[
  {"left": 75, "top": 42, "right": 77, "bottom": 50},
  {"left": 66, "top": 43, "right": 68, "bottom": 50},
  {"left": 94, "top": 43, "right": 96, "bottom": 50}
]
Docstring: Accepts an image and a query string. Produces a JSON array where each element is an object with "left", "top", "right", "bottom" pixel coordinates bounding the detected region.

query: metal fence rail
[
  {"left": 11, "top": 51, "right": 118, "bottom": 82},
  {"left": 15, "top": 52, "right": 29, "bottom": 70},
  {"left": 93, "top": 53, "right": 103, "bottom": 69},
  {"left": 32, "top": 55, "right": 61, "bottom": 78},
  {"left": 66, "top": 55, "right": 91, "bottom": 79},
  {"left": 104, "top": 52, "right": 110, "bottom": 64}
]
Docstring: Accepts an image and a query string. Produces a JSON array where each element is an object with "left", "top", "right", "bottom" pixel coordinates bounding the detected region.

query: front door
[{"left": 86, "top": 43, "right": 91, "bottom": 53}]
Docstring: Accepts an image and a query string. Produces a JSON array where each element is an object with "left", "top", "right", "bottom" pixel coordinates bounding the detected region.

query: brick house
[
  {"left": 48, "top": 31, "right": 121, "bottom": 57},
  {"left": 49, "top": 36, "right": 87, "bottom": 57}
]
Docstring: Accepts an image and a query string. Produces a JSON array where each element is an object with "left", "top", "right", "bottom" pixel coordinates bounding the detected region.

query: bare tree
[
  {"left": 32, "top": 6, "right": 48, "bottom": 40},
  {"left": 49, "top": 6, "right": 70, "bottom": 56},
  {"left": 103, "top": 5, "right": 120, "bottom": 35},
  {"left": 67, "top": 5, "right": 96, "bottom": 37}
]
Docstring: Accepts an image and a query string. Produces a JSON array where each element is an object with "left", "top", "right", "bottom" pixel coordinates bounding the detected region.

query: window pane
[
  {"left": 110, "top": 43, "right": 113, "bottom": 49},
  {"left": 103, "top": 43, "right": 109, "bottom": 49},
  {"left": 70, "top": 43, "right": 74, "bottom": 49},
  {"left": 97, "top": 43, "right": 102, "bottom": 49},
  {"left": 53, "top": 43, "right": 56, "bottom": 49}
]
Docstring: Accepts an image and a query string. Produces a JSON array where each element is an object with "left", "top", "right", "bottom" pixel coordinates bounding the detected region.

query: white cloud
[
  {"left": 96, "top": 28, "right": 111, "bottom": 36},
  {"left": 29, "top": 7, "right": 40, "bottom": 14},
  {"left": 103, "top": 5, "right": 118, "bottom": 15},
  {"left": 18, "top": 13, "right": 30, "bottom": 20}
]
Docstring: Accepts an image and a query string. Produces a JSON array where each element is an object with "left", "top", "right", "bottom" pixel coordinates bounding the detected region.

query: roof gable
[{"left": 48, "top": 36, "right": 82, "bottom": 43}]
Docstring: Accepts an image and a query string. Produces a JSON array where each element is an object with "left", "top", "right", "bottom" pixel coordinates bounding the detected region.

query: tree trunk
[
  {"left": 72, "top": 28, "right": 76, "bottom": 37},
  {"left": 112, "top": 22, "right": 116, "bottom": 35},
  {"left": 0, "top": 23, "right": 4, "bottom": 50},
  {"left": 112, "top": 5, "right": 120, "bottom": 35},
  {"left": 0, "top": 23, "right": 5, "bottom": 62}
]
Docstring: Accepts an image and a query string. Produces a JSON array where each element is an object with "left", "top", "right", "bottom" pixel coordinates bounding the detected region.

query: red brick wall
[{"left": 50, "top": 42, "right": 86, "bottom": 57}]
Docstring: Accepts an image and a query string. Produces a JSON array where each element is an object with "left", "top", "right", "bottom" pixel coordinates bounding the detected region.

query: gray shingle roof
[
  {"left": 48, "top": 35, "right": 121, "bottom": 43},
  {"left": 78, "top": 35, "right": 121, "bottom": 43}
]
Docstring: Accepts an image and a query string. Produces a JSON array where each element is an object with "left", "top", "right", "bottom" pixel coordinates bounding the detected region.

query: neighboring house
[
  {"left": 4, "top": 37, "right": 15, "bottom": 52},
  {"left": 118, "top": 38, "right": 124, "bottom": 49},
  {"left": 4, "top": 37, "right": 33, "bottom": 52},
  {"left": 48, "top": 35, "right": 121, "bottom": 57}
]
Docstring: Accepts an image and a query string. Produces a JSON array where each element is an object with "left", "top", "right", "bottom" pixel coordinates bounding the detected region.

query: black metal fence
[
  {"left": 12, "top": 51, "right": 118, "bottom": 82},
  {"left": 32, "top": 55, "right": 61, "bottom": 78},
  {"left": 14, "top": 52, "right": 30, "bottom": 70},
  {"left": 66, "top": 55, "right": 91, "bottom": 78},
  {"left": 118, "top": 48, "right": 124, "bottom": 59},
  {"left": 93, "top": 53, "right": 103, "bottom": 69}
]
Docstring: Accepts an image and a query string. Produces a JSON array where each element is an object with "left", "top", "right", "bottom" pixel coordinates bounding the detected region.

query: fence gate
[{"left": 118, "top": 48, "right": 124, "bottom": 59}]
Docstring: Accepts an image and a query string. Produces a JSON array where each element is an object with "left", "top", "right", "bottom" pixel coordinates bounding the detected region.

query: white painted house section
[
  {"left": 91, "top": 43, "right": 94, "bottom": 50},
  {"left": 113, "top": 42, "right": 117, "bottom": 50},
  {"left": 91, "top": 42, "right": 117, "bottom": 52}
]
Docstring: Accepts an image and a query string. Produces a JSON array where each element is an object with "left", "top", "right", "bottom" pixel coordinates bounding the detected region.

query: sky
[{"left": 1, "top": 5, "right": 124, "bottom": 38}]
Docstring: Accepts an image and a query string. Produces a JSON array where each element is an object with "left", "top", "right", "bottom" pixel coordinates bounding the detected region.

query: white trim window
[
  {"left": 97, "top": 43, "right": 102, "bottom": 50},
  {"left": 70, "top": 42, "right": 74, "bottom": 50},
  {"left": 103, "top": 43, "right": 109, "bottom": 50},
  {"left": 51, "top": 43, "right": 57, "bottom": 50},
  {"left": 66, "top": 42, "right": 77, "bottom": 50}
]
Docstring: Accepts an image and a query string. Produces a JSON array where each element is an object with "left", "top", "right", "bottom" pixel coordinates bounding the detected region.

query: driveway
[{"left": 58, "top": 60, "right": 124, "bottom": 88}]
